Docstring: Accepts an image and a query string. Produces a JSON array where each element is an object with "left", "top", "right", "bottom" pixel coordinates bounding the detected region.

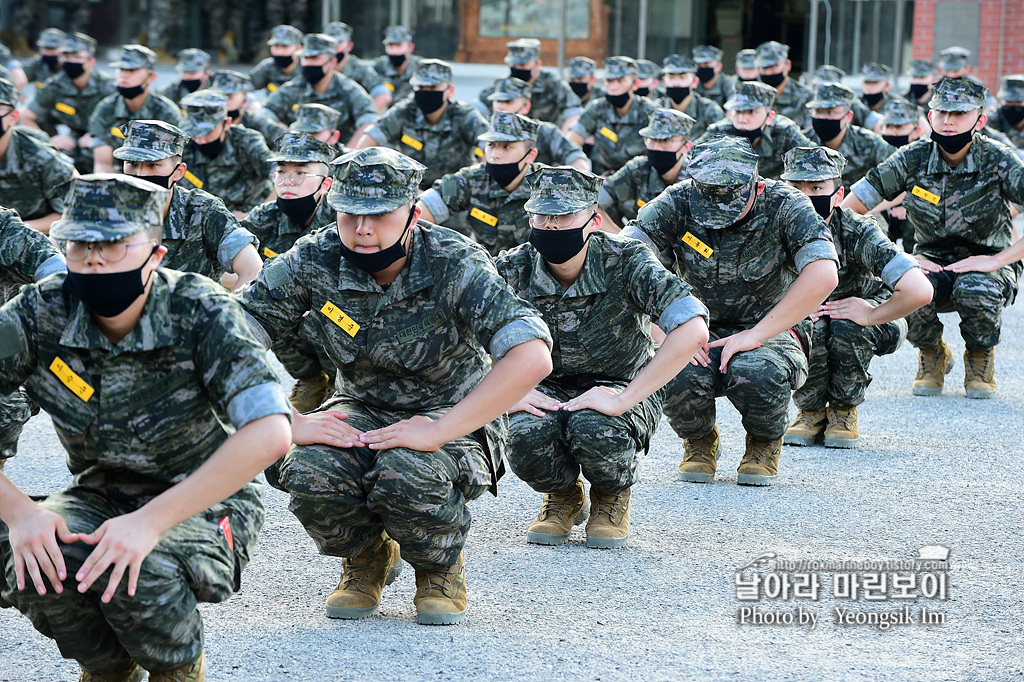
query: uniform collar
[
  {"left": 926, "top": 135, "right": 982, "bottom": 174},
  {"left": 336, "top": 223, "right": 435, "bottom": 301},
  {"left": 60, "top": 269, "right": 176, "bottom": 352},
  {"left": 526, "top": 232, "right": 608, "bottom": 299}
]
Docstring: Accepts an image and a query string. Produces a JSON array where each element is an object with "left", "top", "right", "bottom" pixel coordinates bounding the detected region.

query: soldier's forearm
[
  {"left": 869, "top": 267, "right": 933, "bottom": 325},
  {"left": 753, "top": 260, "right": 839, "bottom": 343},
  {"left": 617, "top": 316, "right": 708, "bottom": 411}
]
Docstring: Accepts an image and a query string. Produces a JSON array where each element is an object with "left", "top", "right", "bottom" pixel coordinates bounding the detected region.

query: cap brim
[
  {"left": 487, "top": 92, "right": 517, "bottom": 101},
  {"left": 724, "top": 99, "right": 760, "bottom": 111},
  {"left": 50, "top": 219, "right": 145, "bottom": 242},
  {"left": 805, "top": 98, "right": 842, "bottom": 109},
  {"left": 327, "top": 194, "right": 409, "bottom": 215},
  {"left": 269, "top": 152, "right": 333, "bottom": 164},
  {"left": 478, "top": 131, "right": 528, "bottom": 142},
  {"left": 180, "top": 119, "right": 219, "bottom": 137},
  {"left": 289, "top": 122, "right": 324, "bottom": 133},
  {"left": 504, "top": 56, "right": 530, "bottom": 66},
  {"left": 928, "top": 100, "right": 980, "bottom": 112},
  {"left": 523, "top": 195, "right": 592, "bottom": 215},
  {"left": 113, "top": 147, "right": 176, "bottom": 162},
  {"left": 688, "top": 183, "right": 749, "bottom": 229}
]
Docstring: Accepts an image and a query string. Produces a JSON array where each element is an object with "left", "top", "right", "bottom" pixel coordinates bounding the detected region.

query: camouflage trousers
[
  {"left": 793, "top": 316, "right": 905, "bottom": 410},
  {"left": 907, "top": 266, "right": 1019, "bottom": 350},
  {"left": 267, "top": 399, "right": 494, "bottom": 570},
  {"left": 662, "top": 327, "right": 808, "bottom": 441},
  {"left": 507, "top": 380, "right": 662, "bottom": 494},
  {"left": 0, "top": 484, "right": 263, "bottom": 674},
  {"left": 0, "top": 389, "right": 34, "bottom": 462}
]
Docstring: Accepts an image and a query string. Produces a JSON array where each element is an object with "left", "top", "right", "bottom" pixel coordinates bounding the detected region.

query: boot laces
[
  {"left": 795, "top": 410, "right": 824, "bottom": 429},
  {"left": 592, "top": 492, "right": 625, "bottom": 521},
  {"left": 342, "top": 543, "right": 385, "bottom": 589},
  {"left": 968, "top": 350, "right": 993, "bottom": 380},
  {"left": 747, "top": 441, "right": 777, "bottom": 465},
  {"left": 832, "top": 408, "right": 855, "bottom": 430},
  {"left": 540, "top": 490, "right": 578, "bottom": 520},
  {"left": 918, "top": 345, "right": 944, "bottom": 377},
  {"left": 421, "top": 565, "right": 456, "bottom": 597},
  {"left": 685, "top": 433, "right": 717, "bottom": 463}
]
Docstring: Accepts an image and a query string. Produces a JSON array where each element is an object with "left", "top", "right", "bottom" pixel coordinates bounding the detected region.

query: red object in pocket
[{"left": 218, "top": 516, "right": 234, "bottom": 551}]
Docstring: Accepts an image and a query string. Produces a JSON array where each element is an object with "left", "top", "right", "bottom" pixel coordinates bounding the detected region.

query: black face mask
[
  {"left": 883, "top": 133, "right": 911, "bottom": 148},
  {"left": 738, "top": 75, "right": 759, "bottom": 82},
  {"left": 192, "top": 136, "right": 224, "bottom": 159},
  {"left": 811, "top": 117, "right": 843, "bottom": 141},
  {"left": 908, "top": 83, "right": 930, "bottom": 100},
  {"left": 696, "top": 66, "right": 716, "bottom": 84},
  {"left": 227, "top": 108, "right": 241, "bottom": 120},
  {"left": 760, "top": 71, "right": 785, "bottom": 87},
  {"left": 180, "top": 78, "right": 202, "bottom": 93},
  {"left": 730, "top": 124, "right": 763, "bottom": 142},
  {"left": 413, "top": 89, "right": 445, "bottom": 115},
  {"left": 273, "top": 54, "right": 294, "bottom": 69},
  {"left": 930, "top": 121, "right": 977, "bottom": 155},
  {"left": 634, "top": 87, "right": 651, "bottom": 98},
  {"left": 529, "top": 214, "right": 594, "bottom": 264},
  {"left": 808, "top": 186, "right": 841, "bottom": 220},
  {"left": 276, "top": 187, "right": 322, "bottom": 226},
  {"left": 62, "top": 246, "right": 157, "bottom": 318},
  {"left": 485, "top": 151, "right": 530, "bottom": 188},
  {"left": 510, "top": 67, "right": 532, "bottom": 82},
  {"left": 605, "top": 91, "right": 631, "bottom": 109},
  {"left": 303, "top": 64, "right": 326, "bottom": 85},
  {"left": 1001, "top": 105, "right": 1024, "bottom": 127},
  {"left": 118, "top": 84, "right": 146, "bottom": 99},
  {"left": 42, "top": 54, "right": 60, "bottom": 68},
  {"left": 388, "top": 53, "right": 407, "bottom": 69},
  {"left": 136, "top": 164, "right": 181, "bottom": 189},
  {"left": 665, "top": 86, "right": 690, "bottom": 104},
  {"left": 569, "top": 82, "right": 589, "bottom": 98},
  {"left": 336, "top": 50, "right": 347, "bottom": 62},
  {"left": 647, "top": 148, "right": 681, "bottom": 175},
  {"left": 62, "top": 61, "right": 86, "bottom": 79},
  {"left": 339, "top": 208, "right": 416, "bottom": 273},
  {"left": 862, "top": 91, "right": 885, "bottom": 108}
]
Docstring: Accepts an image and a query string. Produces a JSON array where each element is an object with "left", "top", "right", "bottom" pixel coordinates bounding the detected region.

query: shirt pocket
[
  {"left": 393, "top": 306, "right": 460, "bottom": 373},
  {"left": 739, "top": 233, "right": 787, "bottom": 308}
]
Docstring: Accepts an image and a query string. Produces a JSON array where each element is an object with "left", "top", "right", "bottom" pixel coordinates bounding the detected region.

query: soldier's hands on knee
[
  {"left": 361, "top": 415, "right": 445, "bottom": 453},
  {"left": 708, "top": 329, "right": 764, "bottom": 372},
  {"left": 690, "top": 344, "right": 712, "bottom": 367},
  {"left": 292, "top": 410, "right": 364, "bottom": 448},
  {"left": 914, "top": 255, "right": 944, "bottom": 273},
  {"left": 75, "top": 512, "right": 160, "bottom": 603},
  {"left": 509, "top": 388, "right": 562, "bottom": 417},
  {"left": 7, "top": 505, "right": 77, "bottom": 595},
  {"left": 944, "top": 254, "right": 1000, "bottom": 274},
  {"left": 562, "top": 386, "right": 627, "bottom": 417},
  {"left": 821, "top": 297, "right": 875, "bottom": 326}
]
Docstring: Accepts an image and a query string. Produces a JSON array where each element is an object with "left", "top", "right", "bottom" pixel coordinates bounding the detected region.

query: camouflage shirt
[
  {"left": 371, "top": 54, "right": 422, "bottom": 102},
  {"left": 239, "top": 108, "right": 287, "bottom": 148},
  {"left": 696, "top": 73, "right": 736, "bottom": 109},
  {"left": 179, "top": 125, "right": 274, "bottom": 213},
  {"left": 827, "top": 207, "right": 918, "bottom": 303},
  {"left": 494, "top": 231, "right": 707, "bottom": 384},
  {"left": 88, "top": 90, "right": 182, "bottom": 149},
  {"left": 622, "top": 179, "right": 838, "bottom": 328},
  {"left": 161, "top": 184, "right": 259, "bottom": 280},
  {"left": 156, "top": 79, "right": 206, "bottom": 105},
  {"left": 850, "top": 93, "right": 891, "bottom": 130},
  {"left": 806, "top": 124, "right": 897, "bottom": 189},
  {"left": 985, "top": 108, "right": 1024, "bottom": 149},
  {"left": 28, "top": 68, "right": 117, "bottom": 137},
  {"left": 0, "top": 207, "right": 64, "bottom": 303},
  {"left": 241, "top": 196, "right": 336, "bottom": 260},
  {"left": 598, "top": 154, "right": 689, "bottom": 226},
  {"left": 478, "top": 69, "right": 583, "bottom": 125},
  {"left": 653, "top": 92, "right": 725, "bottom": 140},
  {"left": 340, "top": 55, "right": 389, "bottom": 99},
  {"left": 535, "top": 120, "right": 588, "bottom": 167},
  {"left": 264, "top": 73, "right": 377, "bottom": 142},
  {"left": 0, "top": 268, "right": 289, "bottom": 501},
  {"left": 772, "top": 77, "right": 814, "bottom": 128},
  {"left": 23, "top": 56, "right": 62, "bottom": 89},
  {"left": 702, "top": 114, "right": 814, "bottom": 180},
  {"left": 570, "top": 95, "right": 660, "bottom": 175},
  {"left": 249, "top": 57, "right": 297, "bottom": 93},
  {"left": 0, "top": 128, "right": 76, "bottom": 220}
]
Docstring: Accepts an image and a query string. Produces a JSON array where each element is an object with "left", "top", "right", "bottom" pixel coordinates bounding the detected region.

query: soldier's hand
[
  {"left": 509, "top": 389, "right": 562, "bottom": 417},
  {"left": 361, "top": 415, "right": 445, "bottom": 453},
  {"left": 821, "top": 297, "right": 875, "bottom": 326},
  {"left": 75, "top": 512, "right": 160, "bottom": 603},
  {"left": 292, "top": 410, "right": 364, "bottom": 448},
  {"left": 689, "top": 344, "right": 712, "bottom": 367},
  {"left": 708, "top": 330, "right": 763, "bottom": 372},
  {"left": 50, "top": 134, "right": 76, "bottom": 151},
  {"left": 944, "top": 255, "right": 1001, "bottom": 274},
  {"left": 7, "top": 504, "right": 77, "bottom": 595},
  {"left": 914, "top": 255, "right": 944, "bottom": 273},
  {"left": 562, "top": 386, "right": 627, "bottom": 416},
  {"left": 888, "top": 206, "right": 907, "bottom": 220}
]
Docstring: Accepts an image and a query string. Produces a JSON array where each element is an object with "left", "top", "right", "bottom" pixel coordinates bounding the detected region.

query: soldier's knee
[
  {"left": 370, "top": 449, "right": 455, "bottom": 503},
  {"left": 952, "top": 273, "right": 1007, "bottom": 310},
  {"left": 276, "top": 445, "right": 343, "bottom": 494}
]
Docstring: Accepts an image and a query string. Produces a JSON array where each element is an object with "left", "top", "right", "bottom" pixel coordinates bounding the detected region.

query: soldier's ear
[
  {"left": 975, "top": 113, "right": 987, "bottom": 131},
  {"left": 328, "top": 130, "right": 341, "bottom": 146},
  {"left": 682, "top": 140, "right": 693, "bottom": 155}
]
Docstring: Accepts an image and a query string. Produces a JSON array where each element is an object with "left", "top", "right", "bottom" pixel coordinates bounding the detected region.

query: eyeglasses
[
  {"left": 62, "top": 239, "right": 155, "bottom": 262},
  {"left": 528, "top": 211, "right": 594, "bottom": 229},
  {"left": 0, "top": 106, "right": 14, "bottom": 118},
  {"left": 271, "top": 170, "right": 327, "bottom": 186}
]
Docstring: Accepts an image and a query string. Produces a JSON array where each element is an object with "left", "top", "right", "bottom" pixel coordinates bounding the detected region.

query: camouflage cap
[
  {"left": 780, "top": 146, "right": 847, "bottom": 182},
  {"left": 997, "top": 74, "right": 1024, "bottom": 103},
  {"left": 880, "top": 96, "right": 921, "bottom": 126},
  {"left": 814, "top": 65, "right": 846, "bottom": 84},
  {"left": 109, "top": 44, "right": 157, "bottom": 70},
  {"left": 175, "top": 48, "right": 210, "bottom": 72},
  {"left": 268, "top": 24, "right": 303, "bottom": 46},
  {"left": 639, "top": 108, "right": 695, "bottom": 139},
  {"left": 179, "top": 89, "right": 228, "bottom": 137},
  {"left": 524, "top": 166, "right": 603, "bottom": 216},
  {"left": 304, "top": 33, "right": 339, "bottom": 57},
  {"left": 269, "top": 130, "right": 337, "bottom": 165},
  {"left": 604, "top": 56, "right": 638, "bottom": 80},
  {"left": 478, "top": 111, "right": 539, "bottom": 143},
  {"left": 0, "top": 78, "right": 19, "bottom": 107},
  {"left": 687, "top": 135, "right": 759, "bottom": 229},
  {"left": 937, "top": 46, "right": 970, "bottom": 72},
  {"left": 860, "top": 62, "right": 892, "bottom": 83},
  {"left": 324, "top": 21, "right": 353, "bottom": 42},
  {"left": 409, "top": 58, "right": 452, "bottom": 87},
  {"left": 755, "top": 40, "right": 789, "bottom": 68},
  {"left": 50, "top": 174, "right": 169, "bottom": 242},
  {"left": 724, "top": 79, "right": 776, "bottom": 111},
  {"left": 112, "top": 120, "right": 189, "bottom": 162},
  {"left": 290, "top": 103, "right": 341, "bottom": 132},
  {"left": 207, "top": 69, "right": 252, "bottom": 94},
  {"left": 662, "top": 54, "right": 697, "bottom": 75},
  {"left": 327, "top": 147, "right": 425, "bottom": 215},
  {"left": 487, "top": 77, "right": 532, "bottom": 102},
  {"left": 692, "top": 45, "right": 724, "bottom": 64},
  {"left": 636, "top": 59, "right": 661, "bottom": 80},
  {"left": 37, "top": 28, "right": 66, "bottom": 49},
  {"left": 806, "top": 82, "right": 855, "bottom": 109},
  {"left": 735, "top": 49, "right": 757, "bottom": 70},
  {"left": 567, "top": 56, "right": 597, "bottom": 80},
  {"left": 382, "top": 25, "right": 413, "bottom": 45},
  {"left": 61, "top": 32, "right": 97, "bottom": 55},
  {"left": 504, "top": 38, "right": 541, "bottom": 66},
  {"left": 909, "top": 59, "right": 934, "bottom": 78},
  {"left": 928, "top": 76, "right": 987, "bottom": 112}
]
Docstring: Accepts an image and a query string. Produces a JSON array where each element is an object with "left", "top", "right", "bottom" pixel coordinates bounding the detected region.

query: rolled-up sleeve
[
  {"left": 419, "top": 188, "right": 450, "bottom": 224},
  {"left": 218, "top": 226, "right": 259, "bottom": 272},
  {"left": 226, "top": 382, "right": 292, "bottom": 429},
  {"left": 488, "top": 316, "right": 553, "bottom": 360},
  {"left": 794, "top": 240, "right": 839, "bottom": 273},
  {"left": 880, "top": 252, "right": 919, "bottom": 289},
  {"left": 657, "top": 296, "right": 709, "bottom": 334},
  {"left": 851, "top": 178, "right": 884, "bottom": 211}
]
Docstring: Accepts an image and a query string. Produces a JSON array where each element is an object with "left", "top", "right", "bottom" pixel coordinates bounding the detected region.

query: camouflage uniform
[
  {"left": 566, "top": 57, "right": 607, "bottom": 108},
  {"left": 486, "top": 78, "right": 588, "bottom": 167},
  {"left": 249, "top": 25, "right": 303, "bottom": 93},
  {"left": 289, "top": 103, "right": 350, "bottom": 161},
  {"left": 0, "top": 125, "right": 76, "bottom": 221},
  {"left": 0, "top": 174, "right": 290, "bottom": 675},
  {"left": 654, "top": 54, "right": 725, "bottom": 140},
  {"left": 988, "top": 75, "right": 1024, "bottom": 149},
  {"left": 854, "top": 62, "right": 895, "bottom": 130},
  {"left": 179, "top": 90, "right": 274, "bottom": 214},
  {"left": 621, "top": 136, "right": 838, "bottom": 442},
  {"left": 156, "top": 49, "right": 210, "bottom": 105},
  {"left": 372, "top": 26, "right": 421, "bottom": 103},
  {"left": 324, "top": 22, "right": 391, "bottom": 102},
  {"left": 692, "top": 45, "right": 736, "bottom": 109},
  {"left": 476, "top": 39, "right": 583, "bottom": 125},
  {"left": 241, "top": 147, "right": 552, "bottom": 572},
  {"left": 756, "top": 41, "right": 813, "bottom": 129},
  {"left": 22, "top": 29, "right": 65, "bottom": 87},
  {"left": 207, "top": 69, "right": 288, "bottom": 147}
]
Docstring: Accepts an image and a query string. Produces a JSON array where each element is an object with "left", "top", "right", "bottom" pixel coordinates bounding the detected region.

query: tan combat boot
[
  {"left": 964, "top": 347, "right": 996, "bottom": 399},
  {"left": 824, "top": 405, "right": 859, "bottom": 448},
  {"left": 912, "top": 340, "right": 953, "bottom": 396},
  {"left": 784, "top": 408, "right": 828, "bottom": 446},
  {"left": 78, "top": 663, "right": 146, "bottom": 682},
  {"left": 289, "top": 371, "right": 332, "bottom": 413},
  {"left": 414, "top": 551, "right": 467, "bottom": 625},
  {"left": 326, "top": 534, "right": 403, "bottom": 619},
  {"left": 148, "top": 653, "right": 204, "bottom": 682},
  {"left": 526, "top": 478, "right": 589, "bottom": 545},
  {"left": 218, "top": 31, "right": 239, "bottom": 63},
  {"left": 737, "top": 435, "right": 782, "bottom": 486},
  {"left": 678, "top": 425, "right": 720, "bottom": 482},
  {"left": 585, "top": 487, "right": 631, "bottom": 548}
]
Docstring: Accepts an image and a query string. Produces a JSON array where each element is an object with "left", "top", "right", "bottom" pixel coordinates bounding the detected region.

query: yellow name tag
[
  {"left": 50, "top": 357, "right": 94, "bottom": 402},
  {"left": 401, "top": 134, "right": 423, "bottom": 151},
  {"left": 183, "top": 170, "right": 203, "bottom": 189},
  {"left": 385, "top": 81, "right": 395, "bottom": 92},
  {"left": 35, "top": 81, "right": 43, "bottom": 88},
  {"left": 911, "top": 185, "right": 940, "bottom": 205},
  {"left": 636, "top": 199, "right": 646, "bottom": 208},
  {"left": 600, "top": 126, "right": 618, "bottom": 143},
  {"left": 474, "top": 146, "right": 484, "bottom": 158},
  {"left": 263, "top": 246, "right": 278, "bottom": 258},
  {"left": 110, "top": 127, "right": 125, "bottom": 139},
  {"left": 291, "top": 103, "right": 300, "bottom": 111},
  {"left": 682, "top": 231, "right": 714, "bottom": 258},
  {"left": 470, "top": 207, "right": 498, "bottom": 226},
  {"left": 55, "top": 102, "right": 77, "bottom": 115},
  {"left": 320, "top": 301, "right": 360, "bottom": 337},
  {"left": 267, "top": 83, "right": 279, "bottom": 92}
]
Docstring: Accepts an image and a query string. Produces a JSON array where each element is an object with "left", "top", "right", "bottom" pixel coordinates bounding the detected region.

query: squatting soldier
[
  {"left": 987, "top": 75, "right": 1024, "bottom": 149},
  {"left": 114, "top": 120, "right": 262, "bottom": 287},
  {"left": 844, "top": 76, "right": 1024, "bottom": 398},
  {"left": 567, "top": 57, "right": 659, "bottom": 176},
  {"left": 622, "top": 135, "right": 839, "bottom": 485},
  {"left": 324, "top": 21, "right": 392, "bottom": 113},
  {"left": 249, "top": 24, "right": 303, "bottom": 93},
  {"left": 417, "top": 111, "right": 544, "bottom": 255},
  {"left": 756, "top": 41, "right": 813, "bottom": 128},
  {"left": 477, "top": 39, "right": 583, "bottom": 130},
  {"left": 357, "top": 59, "right": 490, "bottom": 189},
  {"left": 634, "top": 59, "right": 661, "bottom": 98},
  {"left": 206, "top": 69, "right": 286, "bottom": 148},
  {"left": 22, "top": 28, "right": 64, "bottom": 87},
  {"left": 495, "top": 167, "right": 708, "bottom": 548},
  {"left": 702, "top": 79, "right": 813, "bottom": 180},
  {"left": 88, "top": 44, "right": 181, "bottom": 173},
  {"left": 157, "top": 48, "right": 211, "bottom": 105},
  {"left": 780, "top": 147, "right": 931, "bottom": 448},
  {"left": 906, "top": 59, "right": 935, "bottom": 108},
  {"left": 654, "top": 53, "right": 725, "bottom": 140},
  {"left": 735, "top": 49, "right": 759, "bottom": 83},
  {"left": 372, "top": 25, "right": 422, "bottom": 103},
  {"left": 0, "top": 174, "right": 291, "bottom": 681},
  {"left": 692, "top": 44, "right": 736, "bottom": 108},
  {"left": 486, "top": 77, "right": 589, "bottom": 170},
  {"left": 878, "top": 96, "right": 926, "bottom": 252},
  {"left": 179, "top": 89, "right": 274, "bottom": 217},
  {"left": 858, "top": 62, "right": 896, "bottom": 129},
  {"left": 598, "top": 107, "right": 695, "bottom": 229},
  {"left": 241, "top": 147, "right": 553, "bottom": 625},
  {"left": 566, "top": 56, "right": 605, "bottom": 108},
  {"left": 290, "top": 103, "right": 350, "bottom": 158}
]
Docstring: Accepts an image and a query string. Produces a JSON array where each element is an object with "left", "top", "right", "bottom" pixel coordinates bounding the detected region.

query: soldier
[
  {"left": 113, "top": 120, "right": 262, "bottom": 288},
  {"left": 987, "top": 75, "right": 1024, "bottom": 150},
  {"left": 693, "top": 44, "right": 736, "bottom": 108},
  {"left": 756, "top": 40, "right": 813, "bottom": 128},
  {"left": 780, "top": 147, "right": 931, "bottom": 448},
  {"left": 324, "top": 21, "right": 392, "bottom": 113},
  {"left": 812, "top": 64, "right": 877, "bottom": 131},
  {"left": 290, "top": 103, "right": 349, "bottom": 157},
  {"left": 0, "top": 79, "right": 76, "bottom": 234},
  {"left": 701, "top": 79, "right": 813, "bottom": 180},
  {"left": 487, "top": 77, "right": 589, "bottom": 170},
  {"left": 843, "top": 77, "right": 1024, "bottom": 399},
  {"left": 567, "top": 57, "right": 659, "bottom": 176},
  {"left": 88, "top": 45, "right": 181, "bottom": 173},
  {"left": 598, "top": 108, "right": 694, "bottom": 229},
  {"left": 249, "top": 25, "right": 303, "bottom": 94},
  {"left": 734, "top": 49, "right": 759, "bottom": 82},
  {"left": 858, "top": 62, "right": 897, "bottom": 128},
  {"left": 157, "top": 48, "right": 211, "bottom": 105},
  {"left": 417, "top": 111, "right": 543, "bottom": 255},
  {"left": 634, "top": 59, "right": 661, "bottom": 98},
  {"left": 206, "top": 69, "right": 286, "bottom": 148},
  {"left": 357, "top": 59, "right": 489, "bottom": 190},
  {"left": 566, "top": 56, "right": 605, "bottom": 108},
  {"left": 906, "top": 59, "right": 935, "bottom": 107},
  {"left": 495, "top": 166, "right": 708, "bottom": 548},
  {"left": 179, "top": 89, "right": 274, "bottom": 218},
  {"left": 264, "top": 33, "right": 377, "bottom": 148},
  {"left": 21, "top": 32, "right": 116, "bottom": 174},
  {"left": 241, "top": 146, "right": 553, "bottom": 625},
  {"left": 805, "top": 82, "right": 897, "bottom": 189},
  {"left": 621, "top": 135, "right": 839, "bottom": 485},
  {"left": 0, "top": 173, "right": 291, "bottom": 682},
  {"left": 22, "top": 28, "right": 65, "bottom": 87},
  {"left": 877, "top": 96, "right": 926, "bottom": 253},
  {"left": 936, "top": 47, "right": 971, "bottom": 79},
  {"left": 654, "top": 54, "right": 725, "bottom": 140},
  {"left": 372, "top": 25, "right": 422, "bottom": 103}
]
